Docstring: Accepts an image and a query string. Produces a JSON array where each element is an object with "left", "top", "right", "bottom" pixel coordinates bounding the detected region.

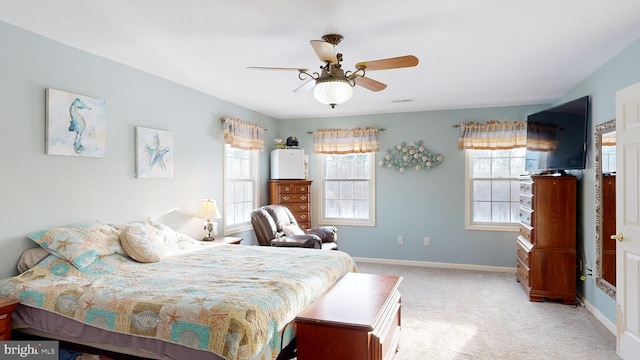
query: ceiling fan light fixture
[{"left": 314, "top": 77, "right": 353, "bottom": 108}]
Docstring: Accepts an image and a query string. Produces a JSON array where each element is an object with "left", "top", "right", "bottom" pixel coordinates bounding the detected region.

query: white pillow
[
  {"left": 283, "top": 224, "right": 305, "bottom": 236},
  {"left": 120, "top": 223, "right": 166, "bottom": 263}
]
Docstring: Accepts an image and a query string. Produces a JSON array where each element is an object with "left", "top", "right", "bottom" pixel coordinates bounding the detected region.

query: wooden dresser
[
  {"left": 269, "top": 180, "right": 312, "bottom": 230},
  {"left": 516, "top": 174, "right": 577, "bottom": 304},
  {"left": 296, "top": 273, "right": 402, "bottom": 360}
]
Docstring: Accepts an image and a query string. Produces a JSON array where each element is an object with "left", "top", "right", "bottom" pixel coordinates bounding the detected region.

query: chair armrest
[
  {"left": 305, "top": 226, "right": 337, "bottom": 243},
  {"left": 271, "top": 235, "right": 321, "bottom": 248}
]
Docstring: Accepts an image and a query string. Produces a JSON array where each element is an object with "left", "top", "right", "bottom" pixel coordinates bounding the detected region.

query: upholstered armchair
[{"left": 250, "top": 205, "right": 338, "bottom": 250}]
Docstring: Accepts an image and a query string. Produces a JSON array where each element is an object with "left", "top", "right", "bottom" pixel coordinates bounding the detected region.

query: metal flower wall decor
[{"left": 379, "top": 140, "right": 443, "bottom": 172}]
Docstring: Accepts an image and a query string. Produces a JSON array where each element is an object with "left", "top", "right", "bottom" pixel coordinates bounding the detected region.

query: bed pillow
[
  {"left": 120, "top": 222, "right": 167, "bottom": 263},
  {"left": 283, "top": 223, "right": 305, "bottom": 236},
  {"left": 28, "top": 221, "right": 122, "bottom": 270},
  {"left": 17, "top": 247, "right": 51, "bottom": 273}
]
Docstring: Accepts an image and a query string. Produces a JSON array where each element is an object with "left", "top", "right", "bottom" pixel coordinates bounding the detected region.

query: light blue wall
[
  {"left": 0, "top": 21, "right": 278, "bottom": 277},
  {"left": 276, "top": 106, "right": 546, "bottom": 267},
  {"left": 553, "top": 37, "right": 640, "bottom": 324}
]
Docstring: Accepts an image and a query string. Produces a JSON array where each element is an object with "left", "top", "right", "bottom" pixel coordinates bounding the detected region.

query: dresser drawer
[
  {"left": 516, "top": 239, "right": 531, "bottom": 266},
  {"left": 277, "top": 193, "right": 309, "bottom": 203},
  {"left": 276, "top": 184, "right": 310, "bottom": 194},
  {"left": 520, "top": 193, "right": 533, "bottom": 210},
  {"left": 287, "top": 203, "right": 309, "bottom": 212},
  {"left": 516, "top": 258, "right": 530, "bottom": 287},
  {"left": 294, "top": 211, "right": 310, "bottom": 223},
  {"left": 519, "top": 224, "right": 533, "bottom": 244},
  {"left": 519, "top": 207, "right": 533, "bottom": 226},
  {"left": 519, "top": 180, "right": 533, "bottom": 195}
]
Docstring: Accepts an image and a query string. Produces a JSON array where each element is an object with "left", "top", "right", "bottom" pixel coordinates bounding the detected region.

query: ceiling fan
[{"left": 247, "top": 34, "right": 419, "bottom": 108}]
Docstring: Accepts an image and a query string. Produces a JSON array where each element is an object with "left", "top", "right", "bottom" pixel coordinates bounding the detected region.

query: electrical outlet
[
  {"left": 424, "top": 237, "right": 430, "bottom": 246},
  {"left": 397, "top": 236, "right": 404, "bottom": 245}
]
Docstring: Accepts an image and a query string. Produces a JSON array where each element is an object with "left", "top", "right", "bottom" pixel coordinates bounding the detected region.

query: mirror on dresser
[{"left": 595, "top": 119, "right": 616, "bottom": 298}]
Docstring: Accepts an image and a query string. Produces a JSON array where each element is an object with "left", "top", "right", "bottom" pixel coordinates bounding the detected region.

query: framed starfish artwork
[{"left": 135, "top": 126, "right": 173, "bottom": 178}]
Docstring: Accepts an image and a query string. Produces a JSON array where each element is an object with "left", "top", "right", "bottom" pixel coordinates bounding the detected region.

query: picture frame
[
  {"left": 135, "top": 127, "right": 174, "bottom": 179},
  {"left": 46, "top": 88, "right": 106, "bottom": 157}
]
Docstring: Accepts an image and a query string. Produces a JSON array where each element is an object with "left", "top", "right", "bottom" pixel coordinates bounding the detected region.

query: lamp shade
[
  {"left": 314, "top": 77, "right": 353, "bottom": 107},
  {"left": 196, "top": 199, "right": 221, "bottom": 220}
]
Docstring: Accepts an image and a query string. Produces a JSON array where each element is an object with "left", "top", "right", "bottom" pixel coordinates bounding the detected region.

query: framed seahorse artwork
[
  {"left": 135, "top": 126, "right": 174, "bottom": 179},
  {"left": 45, "top": 88, "right": 106, "bottom": 158}
]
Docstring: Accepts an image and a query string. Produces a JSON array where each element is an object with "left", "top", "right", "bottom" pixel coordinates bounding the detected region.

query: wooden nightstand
[
  {"left": 212, "top": 236, "right": 243, "bottom": 245},
  {"left": 0, "top": 297, "right": 20, "bottom": 340}
]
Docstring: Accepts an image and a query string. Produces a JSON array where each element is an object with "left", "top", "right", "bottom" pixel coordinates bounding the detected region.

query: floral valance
[
  {"left": 221, "top": 117, "right": 265, "bottom": 151},
  {"left": 457, "top": 120, "right": 526, "bottom": 150},
  {"left": 313, "top": 127, "right": 380, "bottom": 154}
]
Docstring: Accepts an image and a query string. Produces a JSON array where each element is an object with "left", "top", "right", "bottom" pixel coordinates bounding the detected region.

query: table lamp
[{"left": 196, "top": 199, "right": 222, "bottom": 241}]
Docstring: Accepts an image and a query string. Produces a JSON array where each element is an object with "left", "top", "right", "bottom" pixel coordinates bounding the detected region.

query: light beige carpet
[{"left": 354, "top": 261, "right": 619, "bottom": 360}]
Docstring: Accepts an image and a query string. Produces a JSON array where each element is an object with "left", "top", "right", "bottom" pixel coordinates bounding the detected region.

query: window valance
[
  {"left": 457, "top": 120, "right": 526, "bottom": 150},
  {"left": 312, "top": 127, "right": 380, "bottom": 154},
  {"left": 221, "top": 117, "right": 265, "bottom": 151}
]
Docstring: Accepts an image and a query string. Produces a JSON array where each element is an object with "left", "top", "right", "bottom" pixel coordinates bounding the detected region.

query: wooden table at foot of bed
[{"left": 295, "top": 272, "right": 403, "bottom": 360}]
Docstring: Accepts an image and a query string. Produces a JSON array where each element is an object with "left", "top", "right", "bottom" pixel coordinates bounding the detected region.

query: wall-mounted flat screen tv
[{"left": 525, "top": 96, "right": 589, "bottom": 173}]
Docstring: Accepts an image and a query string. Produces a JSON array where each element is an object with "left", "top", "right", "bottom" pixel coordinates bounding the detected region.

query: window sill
[{"left": 466, "top": 224, "right": 520, "bottom": 232}]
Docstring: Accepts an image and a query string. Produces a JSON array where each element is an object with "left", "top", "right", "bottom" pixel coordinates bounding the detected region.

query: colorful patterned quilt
[{"left": 0, "top": 244, "right": 356, "bottom": 359}]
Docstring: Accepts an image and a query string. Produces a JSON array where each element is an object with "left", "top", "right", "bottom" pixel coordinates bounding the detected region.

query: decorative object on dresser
[
  {"left": 196, "top": 199, "right": 222, "bottom": 241},
  {"left": 271, "top": 149, "right": 305, "bottom": 180},
  {"left": 0, "top": 297, "right": 20, "bottom": 340},
  {"left": 295, "top": 273, "right": 403, "bottom": 360},
  {"left": 269, "top": 180, "right": 312, "bottom": 229},
  {"left": 251, "top": 204, "right": 338, "bottom": 250},
  {"left": 516, "top": 174, "right": 577, "bottom": 305}
]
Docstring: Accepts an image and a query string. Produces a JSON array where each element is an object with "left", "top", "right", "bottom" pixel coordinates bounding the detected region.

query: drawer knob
[
  {"left": 283, "top": 196, "right": 290, "bottom": 201},
  {"left": 523, "top": 256, "right": 528, "bottom": 261},
  {"left": 300, "top": 205, "right": 307, "bottom": 210}
]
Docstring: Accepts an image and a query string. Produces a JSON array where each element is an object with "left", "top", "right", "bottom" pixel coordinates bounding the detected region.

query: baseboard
[
  {"left": 582, "top": 297, "right": 616, "bottom": 335},
  {"left": 353, "top": 257, "right": 516, "bottom": 273}
]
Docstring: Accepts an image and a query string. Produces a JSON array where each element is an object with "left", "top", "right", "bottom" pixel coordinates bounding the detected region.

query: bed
[{"left": 0, "top": 219, "right": 357, "bottom": 360}]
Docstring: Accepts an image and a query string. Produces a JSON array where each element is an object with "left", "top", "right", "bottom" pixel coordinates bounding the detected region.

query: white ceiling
[{"left": 2, "top": 0, "right": 640, "bottom": 120}]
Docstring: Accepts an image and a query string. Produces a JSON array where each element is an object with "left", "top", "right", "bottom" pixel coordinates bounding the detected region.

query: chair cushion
[{"left": 283, "top": 224, "right": 305, "bottom": 236}]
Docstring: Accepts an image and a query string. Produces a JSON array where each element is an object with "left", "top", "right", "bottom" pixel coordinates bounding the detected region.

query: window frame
[
  {"left": 317, "top": 152, "right": 376, "bottom": 227},
  {"left": 464, "top": 148, "right": 524, "bottom": 232},
  {"left": 223, "top": 144, "right": 259, "bottom": 235}
]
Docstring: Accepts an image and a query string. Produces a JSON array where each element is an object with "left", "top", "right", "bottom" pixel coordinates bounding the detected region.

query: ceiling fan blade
[
  {"left": 355, "top": 76, "right": 387, "bottom": 92},
  {"left": 310, "top": 40, "right": 338, "bottom": 64},
  {"left": 294, "top": 79, "right": 315, "bottom": 93},
  {"left": 247, "top": 66, "right": 309, "bottom": 72},
  {"left": 355, "top": 55, "right": 419, "bottom": 71}
]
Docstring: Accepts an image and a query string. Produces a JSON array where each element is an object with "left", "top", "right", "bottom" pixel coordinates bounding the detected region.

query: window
[
  {"left": 465, "top": 148, "right": 525, "bottom": 231},
  {"left": 223, "top": 144, "right": 258, "bottom": 234},
  {"left": 318, "top": 153, "right": 375, "bottom": 226}
]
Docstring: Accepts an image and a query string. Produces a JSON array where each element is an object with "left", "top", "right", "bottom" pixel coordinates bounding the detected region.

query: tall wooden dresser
[
  {"left": 516, "top": 174, "right": 577, "bottom": 304},
  {"left": 269, "top": 180, "right": 312, "bottom": 230}
]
